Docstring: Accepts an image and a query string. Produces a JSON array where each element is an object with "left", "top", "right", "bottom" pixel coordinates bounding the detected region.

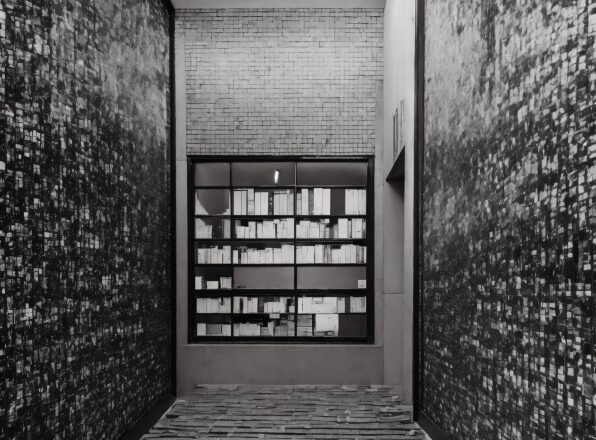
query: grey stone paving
[{"left": 143, "top": 385, "right": 425, "bottom": 439}]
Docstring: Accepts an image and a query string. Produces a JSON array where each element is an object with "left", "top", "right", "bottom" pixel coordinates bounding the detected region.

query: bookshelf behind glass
[{"left": 189, "top": 158, "right": 374, "bottom": 343}]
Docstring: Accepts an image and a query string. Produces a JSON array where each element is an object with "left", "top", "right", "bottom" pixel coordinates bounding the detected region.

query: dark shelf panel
[
  {"left": 194, "top": 289, "right": 295, "bottom": 295},
  {"left": 231, "top": 185, "right": 296, "bottom": 190}
]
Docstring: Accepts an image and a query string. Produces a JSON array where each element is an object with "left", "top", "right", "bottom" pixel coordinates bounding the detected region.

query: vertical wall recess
[
  {"left": 422, "top": 0, "right": 596, "bottom": 438},
  {"left": 0, "top": 0, "right": 172, "bottom": 438}
]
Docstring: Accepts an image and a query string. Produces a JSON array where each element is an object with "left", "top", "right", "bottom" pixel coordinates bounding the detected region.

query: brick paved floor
[{"left": 142, "top": 385, "right": 425, "bottom": 439}]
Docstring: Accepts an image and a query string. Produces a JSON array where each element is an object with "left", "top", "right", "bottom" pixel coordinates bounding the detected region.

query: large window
[{"left": 189, "top": 158, "right": 373, "bottom": 342}]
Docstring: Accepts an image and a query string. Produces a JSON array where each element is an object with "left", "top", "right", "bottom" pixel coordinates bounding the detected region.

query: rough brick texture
[
  {"left": 176, "top": 9, "right": 383, "bottom": 156},
  {"left": 423, "top": 1, "right": 596, "bottom": 439}
]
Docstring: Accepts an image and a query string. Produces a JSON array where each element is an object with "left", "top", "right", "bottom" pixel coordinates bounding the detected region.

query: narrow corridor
[{"left": 143, "top": 385, "right": 424, "bottom": 439}]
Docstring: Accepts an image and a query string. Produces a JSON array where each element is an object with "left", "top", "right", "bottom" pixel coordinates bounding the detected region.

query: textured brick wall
[
  {"left": 423, "top": 1, "right": 596, "bottom": 439},
  {"left": 0, "top": 0, "right": 171, "bottom": 438},
  {"left": 176, "top": 9, "right": 383, "bottom": 156}
]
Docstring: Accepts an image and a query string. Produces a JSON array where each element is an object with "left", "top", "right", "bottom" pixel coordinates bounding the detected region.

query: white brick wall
[{"left": 176, "top": 9, "right": 383, "bottom": 156}]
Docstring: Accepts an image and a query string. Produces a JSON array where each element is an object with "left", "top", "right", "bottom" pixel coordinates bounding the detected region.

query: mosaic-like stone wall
[
  {"left": 0, "top": 0, "right": 171, "bottom": 439},
  {"left": 423, "top": 1, "right": 596, "bottom": 439}
]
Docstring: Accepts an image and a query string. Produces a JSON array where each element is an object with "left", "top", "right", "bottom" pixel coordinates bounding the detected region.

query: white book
[
  {"left": 240, "top": 190, "right": 247, "bottom": 215},
  {"left": 262, "top": 192, "right": 269, "bottom": 215},
  {"left": 323, "top": 188, "right": 330, "bottom": 215},
  {"left": 338, "top": 297, "right": 346, "bottom": 314},
  {"left": 197, "top": 323, "right": 207, "bottom": 336},
  {"left": 357, "top": 219, "right": 364, "bottom": 238},
  {"left": 314, "top": 188, "right": 323, "bottom": 215},
  {"left": 274, "top": 192, "right": 279, "bottom": 215},
  {"left": 234, "top": 190, "right": 242, "bottom": 215},
  {"left": 338, "top": 218, "right": 348, "bottom": 239},
  {"left": 345, "top": 189, "right": 353, "bottom": 214},
  {"left": 286, "top": 190, "right": 294, "bottom": 215},
  {"left": 254, "top": 192, "right": 260, "bottom": 215},
  {"left": 315, "top": 245, "right": 324, "bottom": 263},
  {"left": 195, "top": 276, "right": 204, "bottom": 290},
  {"left": 249, "top": 221, "right": 256, "bottom": 238},
  {"left": 360, "top": 190, "right": 366, "bottom": 214},
  {"left": 315, "top": 314, "right": 338, "bottom": 333},
  {"left": 301, "top": 188, "right": 308, "bottom": 215},
  {"left": 257, "top": 222, "right": 263, "bottom": 238},
  {"left": 300, "top": 297, "right": 312, "bottom": 313},
  {"left": 247, "top": 188, "right": 255, "bottom": 215}
]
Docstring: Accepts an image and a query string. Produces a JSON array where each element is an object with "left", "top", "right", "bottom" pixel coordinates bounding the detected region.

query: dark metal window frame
[{"left": 187, "top": 156, "right": 375, "bottom": 344}]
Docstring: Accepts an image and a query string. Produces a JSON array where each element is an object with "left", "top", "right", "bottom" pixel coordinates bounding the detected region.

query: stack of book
[
  {"left": 296, "top": 219, "right": 366, "bottom": 239},
  {"left": 299, "top": 297, "right": 346, "bottom": 314},
  {"left": 233, "top": 244, "right": 294, "bottom": 264},
  {"left": 234, "top": 189, "right": 294, "bottom": 215},
  {"left": 345, "top": 189, "right": 366, "bottom": 214},
  {"left": 314, "top": 314, "right": 339, "bottom": 336},
  {"left": 297, "top": 315, "right": 313, "bottom": 336},
  {"left": 234, "top": 219, "right": 294, "bottom": 239},
  {"left": 233, "top": 322, "right": 261, "bottom": 336},
  {"left": 234, "top": 297, "right": 293, "bottom": 314},
  {"left": 296, "top": 188, "right": 331, "bottom": 215},
  {"left": 197, "top": 323, "right": 231, "bottom": 336},
  {"left": 194, "top": 276, "right": 232, "bottom": 290},
  {"left": 196, "top": 297, "right": 232, "bottom": 313},
  {"left": 296, "top": 244, "right": 367, "bottom": 264},
  {"left": 337, "top": 218, "right": 365, "bottom": 238},
  {"left": 349, "top": 296, "right": 367, "bottom": 313},
  {"left": 296, "top": 219, "right": 332, "bottom": 238},
  {"left": 196, "top": 219, "right": 231, "bottom": 238},
  {"left": 196, "top": 245, "right": 231, "bottom": 264}
]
